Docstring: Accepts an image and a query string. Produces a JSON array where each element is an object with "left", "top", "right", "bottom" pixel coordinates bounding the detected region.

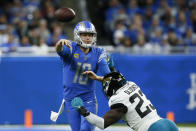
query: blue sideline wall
[{"left": 0, "top": 54, "right": 196, "bottom": 124}]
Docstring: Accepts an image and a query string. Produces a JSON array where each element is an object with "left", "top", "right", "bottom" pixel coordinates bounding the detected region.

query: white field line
[{"left": 0, "top": 125, "right": 195, "bottom": 131}]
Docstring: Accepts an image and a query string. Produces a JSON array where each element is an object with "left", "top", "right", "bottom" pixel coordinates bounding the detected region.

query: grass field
[{"left": 0, "top": 124, "right": 195, "bottom": 131}]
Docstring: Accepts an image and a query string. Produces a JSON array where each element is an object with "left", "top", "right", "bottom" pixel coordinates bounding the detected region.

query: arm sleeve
[
  {"left": 106, "top": 53, "right": 116, "bottom": 72},
  {"left": 97, "top": 49, "right": 111, "bottom": 75},
  {"left": 57, "top": 45, "right": 72, "bottom": 57},
  {"left": 98, "top": 58, "right": 111, "bottom": 75},
  {"left": 85, "top": 113, "right": 105, "bottom": 129},
  {"left": 85, "top": 107, "right": 126, "bottom": 129}
]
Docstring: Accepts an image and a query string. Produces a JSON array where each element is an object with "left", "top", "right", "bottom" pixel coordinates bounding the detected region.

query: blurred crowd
[
  {"left": 0, "top": 0, "right": 67, "bottom": 54},
  {"left": 103, "top": 0, "right": 196, "bottom": 53},
  {"left": 0, "top": 0, "right": 196, "bottom": 55}
]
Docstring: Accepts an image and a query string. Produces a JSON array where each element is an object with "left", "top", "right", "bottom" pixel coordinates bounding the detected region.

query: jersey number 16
[{"left": 73, "top": 62, "right": 92, "bottom": 85}]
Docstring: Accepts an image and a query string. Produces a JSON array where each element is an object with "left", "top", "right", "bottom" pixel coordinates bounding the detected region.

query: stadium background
[{"left": 0, "top": 0, "right": 196, "bottom": 130}]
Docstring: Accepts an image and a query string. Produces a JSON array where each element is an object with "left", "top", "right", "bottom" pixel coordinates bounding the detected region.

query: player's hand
[
  {"left": 82, "top": 71, "right": 104, "bottom": 82},
  {"left": 78, "top": 106, "right": 90, "bottom": 117},
  {"left": 56, "top": 39, "right": 71, "bottom": 53},
  {"left": 71, "top": 97, "right": 90, "bottom": 117},
  {"left": 82, "top": 71, "right": 98, "bottom": 80},
  {"left": 71, "top": 97, "right": 84, "bottom": 109},
  {"left": 57, "top": 39, "right": 71, "bottom": 48}
]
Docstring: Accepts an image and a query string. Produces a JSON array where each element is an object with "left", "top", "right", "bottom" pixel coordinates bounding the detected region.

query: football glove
[
  {"left": 71, "top": 97, "right": 84, "bottom": 109},
  {"left": 71, "top": 97, "right": 90, "bottom": 117},
  {"left": 107, "top": 54, "right": 116, "bottom": 72}
]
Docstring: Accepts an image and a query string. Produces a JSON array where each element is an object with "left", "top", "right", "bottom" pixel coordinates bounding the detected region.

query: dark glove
[{"left": 78, "top": 106, "right": 90, "bottom": 117}]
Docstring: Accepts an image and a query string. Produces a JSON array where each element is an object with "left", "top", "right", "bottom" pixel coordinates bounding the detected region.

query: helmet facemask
[
  {"left": 74, "top": 21, "right": 97, "bottom": 48},
  {"left": 102, "top": 72, "right": 127, "bottom": 99}
]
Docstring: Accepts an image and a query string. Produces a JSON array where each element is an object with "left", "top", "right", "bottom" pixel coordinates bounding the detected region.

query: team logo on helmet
[{"left": 74, "top": 21, "right": 97, "bottom": 48}]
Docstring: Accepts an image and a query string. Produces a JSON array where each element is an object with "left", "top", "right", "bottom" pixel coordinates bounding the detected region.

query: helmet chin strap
[
  {"left": 80, "top": 42, "right": 92, "bottom": 48},
  {"left": 79, "top": 39, "right": 94, "bottom": 48}
]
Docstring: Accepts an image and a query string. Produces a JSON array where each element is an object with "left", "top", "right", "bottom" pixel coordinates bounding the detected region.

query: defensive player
[
  {"left": 72, "top": 71, "right": 179, "bottom": 131},
  {"left": 55, "top": 21, "right": 111, "bottom": 131}
]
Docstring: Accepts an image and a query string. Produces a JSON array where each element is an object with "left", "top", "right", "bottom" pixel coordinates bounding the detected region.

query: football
[{"left": 54, "top": 7, "right": 75, "bottom": 22}]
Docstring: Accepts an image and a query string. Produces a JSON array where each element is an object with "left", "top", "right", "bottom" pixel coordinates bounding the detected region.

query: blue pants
[
  {"left": 148, "top": 119, "right": 179, "bottom": 131},
  {"left": 65, "top": 99, "right": 97, "bottom": 131}
]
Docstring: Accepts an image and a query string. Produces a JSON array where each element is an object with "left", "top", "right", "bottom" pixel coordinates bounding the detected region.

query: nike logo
[{"left": 86, "top": 101, "right": 93, "bottom": 104}]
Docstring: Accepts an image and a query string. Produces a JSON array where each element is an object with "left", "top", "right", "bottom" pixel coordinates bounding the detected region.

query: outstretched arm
[
  {"left": 71, "top": 97, "right": 126, "bottom": 129},
  {"left": 84, "top": 108, "right": 124, "bottom": 129}
]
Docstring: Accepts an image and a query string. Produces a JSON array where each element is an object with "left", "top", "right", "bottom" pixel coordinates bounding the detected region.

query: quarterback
[{"left": 55, "top": 21, "right": 111, "bottom": 131}]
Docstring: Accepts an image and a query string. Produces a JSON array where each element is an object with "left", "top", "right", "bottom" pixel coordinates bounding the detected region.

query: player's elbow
[
  {"left": 103, "top": 119, "right": 115, "bottom": 129},
  {"left": 98, "top": 126, "right": 105, "bottom": 130},
  {"left": 98, "top": 122, "right": 110, "bottom": 130},
  {"left": 96, "top": 118, "right": 112, "bottom": 129}
]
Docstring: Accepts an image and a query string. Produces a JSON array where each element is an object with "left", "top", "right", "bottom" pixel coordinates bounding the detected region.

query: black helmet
[{"left": 102, "top": 72, "right": 127, "bottom": 98}]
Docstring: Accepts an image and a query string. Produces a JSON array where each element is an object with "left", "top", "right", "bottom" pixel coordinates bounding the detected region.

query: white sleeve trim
[
  {"left": 85, "top": 113, "right": 104, "bottom": 129},
  {"left": 98, "top": 49, "right": 107, "bottom": 63},
  {"left": 69, "top": 44, "right": 73, "bottom": 54}
]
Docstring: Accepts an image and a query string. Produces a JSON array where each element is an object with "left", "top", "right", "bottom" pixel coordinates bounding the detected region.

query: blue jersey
[{"left": 58, "top": 42, "right": 110, "bottom": 100}]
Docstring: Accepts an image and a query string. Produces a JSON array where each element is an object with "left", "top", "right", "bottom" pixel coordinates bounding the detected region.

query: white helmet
[{"left": 74, "top": 21, "right": 97, "bottom": 48}]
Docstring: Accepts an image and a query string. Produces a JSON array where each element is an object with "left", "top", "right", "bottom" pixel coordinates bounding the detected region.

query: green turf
[
  {"left": 177, "top": 123, "right": 196, "bottom": 127},
  {"left": 108, "top": 123, "right": 196, "bottom": 127}
]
